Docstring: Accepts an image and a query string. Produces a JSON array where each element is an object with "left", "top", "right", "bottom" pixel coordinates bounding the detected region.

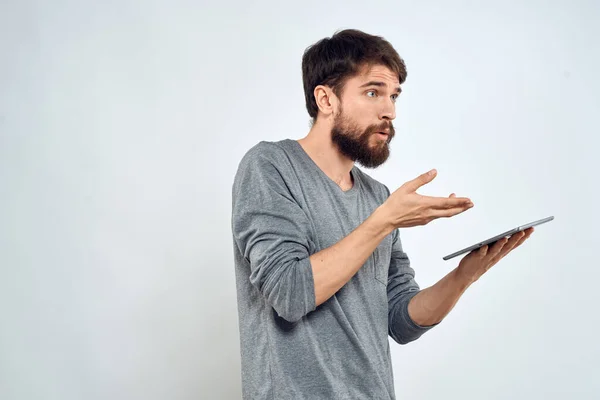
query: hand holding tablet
[{"left": 443, "top": 216, "right": 554, "bottom": 261}]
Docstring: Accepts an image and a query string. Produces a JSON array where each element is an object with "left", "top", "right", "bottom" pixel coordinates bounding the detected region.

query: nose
[{"left": 380, "top": 99, "right": 396, "bottom": 121}]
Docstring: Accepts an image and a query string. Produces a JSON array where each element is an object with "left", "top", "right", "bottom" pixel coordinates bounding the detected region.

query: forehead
[{"left": 348, "top": 64, "right": 400, "bottom": 87}]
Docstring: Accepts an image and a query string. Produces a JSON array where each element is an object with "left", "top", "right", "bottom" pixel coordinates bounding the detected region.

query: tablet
[{"left": 442, "top": 216, "right": 554, "bottom": 261}]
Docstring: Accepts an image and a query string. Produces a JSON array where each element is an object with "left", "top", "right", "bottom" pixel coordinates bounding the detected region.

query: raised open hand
[{"left": 382, "top": 169, "right": 474, "bottom": 229}]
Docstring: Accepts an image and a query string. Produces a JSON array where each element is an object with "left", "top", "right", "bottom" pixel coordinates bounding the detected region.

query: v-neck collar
[{"left": 285, "top": 139, "right": 361, "bottom": 196}]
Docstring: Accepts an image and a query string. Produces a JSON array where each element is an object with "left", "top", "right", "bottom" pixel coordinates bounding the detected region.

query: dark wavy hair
[{"left": 302, "top": 29, "right": 407, "bottom": 125}]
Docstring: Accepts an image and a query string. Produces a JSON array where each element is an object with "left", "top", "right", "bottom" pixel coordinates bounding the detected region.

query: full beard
[{"left": 330, "top": 111, "right": 395, "bottom": 169}]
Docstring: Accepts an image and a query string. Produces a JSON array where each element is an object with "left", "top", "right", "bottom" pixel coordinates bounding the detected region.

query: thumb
[
  {"left": 449, "top": 193, "right": 456, "bottom": 198},
  {"left": 404, "top": 169, "right": 437, "bottom": 192}
]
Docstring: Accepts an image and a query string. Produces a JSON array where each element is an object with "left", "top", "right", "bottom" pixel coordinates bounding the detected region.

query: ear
[{"left": 313, "top": 85, "right": 338, "bottom": 118}]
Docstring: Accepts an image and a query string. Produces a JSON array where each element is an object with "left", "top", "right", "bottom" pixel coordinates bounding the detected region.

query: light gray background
[{"left": 1, "top": 0, "right": 598, "bottom": 399}]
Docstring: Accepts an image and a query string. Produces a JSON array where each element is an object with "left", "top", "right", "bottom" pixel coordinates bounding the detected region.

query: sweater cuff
[{"left": 394, "top": 291, "right": 439, "bottom": 343}]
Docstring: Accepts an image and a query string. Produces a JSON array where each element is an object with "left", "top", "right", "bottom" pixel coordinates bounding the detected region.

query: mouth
[{"left": 375, "top": 132, "right": 389, "bottom": 140}]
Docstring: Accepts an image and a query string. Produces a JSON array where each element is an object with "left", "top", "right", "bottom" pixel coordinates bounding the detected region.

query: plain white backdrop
[{"left": 1, "top": 0, "right": 599, "bottom": 399}]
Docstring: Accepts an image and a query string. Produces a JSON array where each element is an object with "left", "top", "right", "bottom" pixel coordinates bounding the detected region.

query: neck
[{"left": 297, "top": 119, "right": 355, "bottom": 191}]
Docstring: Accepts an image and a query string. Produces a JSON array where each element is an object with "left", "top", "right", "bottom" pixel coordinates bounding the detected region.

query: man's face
[{"left": 330, "top": 64, "right": 400, "bottom": 168}]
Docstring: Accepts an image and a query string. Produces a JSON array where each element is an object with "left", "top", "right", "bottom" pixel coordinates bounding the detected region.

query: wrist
[
  {"left": 452, "top": 265, "right": 476, "bottom": 291},
  {"left": 372, "top": 204, "right": 396, "bottom": 237}
]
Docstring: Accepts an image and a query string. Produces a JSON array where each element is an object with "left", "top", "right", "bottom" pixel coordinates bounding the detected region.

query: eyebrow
[{"left": 359, "top": 81, "right": 402, "bottom": 93}]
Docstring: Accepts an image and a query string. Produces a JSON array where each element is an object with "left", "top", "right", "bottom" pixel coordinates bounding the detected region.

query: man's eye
[
  {"left": 367, "top": 91, "right": 376, "bottom": 97},
  {"left": 391, "top": 94, "right": 399, "bottom": 102}
]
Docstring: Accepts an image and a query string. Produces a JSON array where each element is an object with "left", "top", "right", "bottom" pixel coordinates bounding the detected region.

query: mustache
[{"left": 370, "top": 123, "right": 395, "bottom": 135}]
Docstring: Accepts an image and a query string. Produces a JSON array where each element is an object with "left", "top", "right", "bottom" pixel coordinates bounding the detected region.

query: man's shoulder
[
  {"left": 233, "top": 140, "right": 297, "bottom": 192},
  {"left": 237, "top": 139, "right": 294, "bottom": 168}
]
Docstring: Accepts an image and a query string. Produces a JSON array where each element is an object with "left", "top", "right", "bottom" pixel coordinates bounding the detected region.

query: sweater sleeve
[
  {"left": 231, "top": 144, "right": 316, "bottom": 323},
  {"left": 386, "top": 228, "right": 437, "bottom": 344},
  {"left": 381, "top": 181, "right": 439, "bottom": 344}
]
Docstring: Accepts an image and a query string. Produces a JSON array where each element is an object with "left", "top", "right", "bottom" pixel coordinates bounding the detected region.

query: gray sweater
[{"left": 231, "top": 139, "right": 436, "bottom": 399}]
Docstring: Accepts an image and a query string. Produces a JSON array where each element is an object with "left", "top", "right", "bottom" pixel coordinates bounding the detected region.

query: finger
[
  {"left": 449, "top": 193, "right": 456, "bottom": 198},
  {"left": 483, "top": 238, "right": 510, "bottom": 267},
  {"left": 501, "top": 232, "right": 525, "bottom": 254},
  {"left": 504, "top": 231, "right": 524, "bottom": 247},
  {"left": 430, "top": 205, "right": 473, "bottom": 219},
  {"left": 429, "top": 197, "right": 473, "bottom": 212},
  {"left": 478, "top": 245, "right": 489, "bottom": 258},
  {"left": 428, "top": 196, "right": 473, "bottom": 210},
  {"left": 490, "top": 232, "right": 527, "bottom": 263},
  {"left": 511, "top": 229, "right": 533, "bottom": 250},
  {"left": 403, "top": 169, "right": 437, "bottom": 192},
  {"left": 511, "top": 233, "right": 529, "bottom": 250},
  {"left": 509, "top": 230, "right": 532, "bottom": 248},
  {"left": 488, "top": 237, "right": 509, "bottom": 258}
]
